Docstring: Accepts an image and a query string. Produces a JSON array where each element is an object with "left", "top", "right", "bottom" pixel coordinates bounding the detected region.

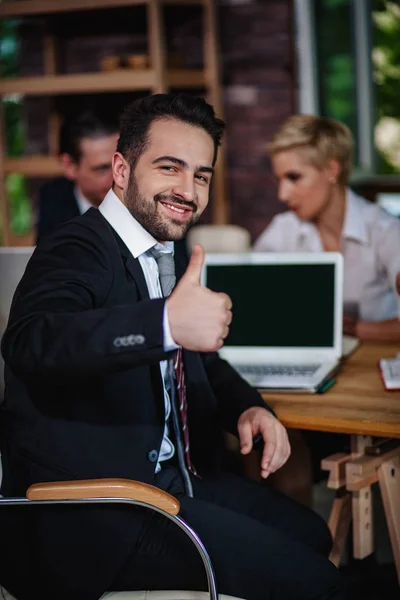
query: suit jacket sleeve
[
  {"left": 36, "top": 179, "right": 65, "bottom": 244},
  {"left": 36, "top": 184, "right": 53, "bottom": 244},
  {"left": 201, "top": 351, "right": 276, "bottom": 436},
  {"left": 2, "top": 222, "right": 170, "bottom": 380},
  {"left": 36, "top": 178, "right": 79, "bottom": 244}
]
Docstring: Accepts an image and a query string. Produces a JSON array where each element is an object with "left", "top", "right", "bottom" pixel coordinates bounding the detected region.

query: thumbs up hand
[{"left": 166, "top": 244, "right": 232, "bottom": 352}]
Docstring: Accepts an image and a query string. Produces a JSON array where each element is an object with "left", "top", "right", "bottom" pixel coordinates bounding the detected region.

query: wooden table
[
  {"left": 262, "top": 343, "right": 400, "bottom": 583},
  {"left": 262, "top": 343, "right": 400, "bottom": 438}
]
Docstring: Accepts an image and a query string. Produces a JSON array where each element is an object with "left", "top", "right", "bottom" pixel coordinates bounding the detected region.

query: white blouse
[{"left": 253, "top": 189, "right": 400, "bottom": 321}]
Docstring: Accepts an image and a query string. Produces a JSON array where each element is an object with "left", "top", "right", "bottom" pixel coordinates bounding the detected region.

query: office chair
[
  {"left": 0, "top": 478, "right": 243, "bottom": 600},
  {"left": 186, "top": 225, "right": 251, "bottom": 254},
  {"left": 0, "top": 249, "right": 244, "bottom": 600}
]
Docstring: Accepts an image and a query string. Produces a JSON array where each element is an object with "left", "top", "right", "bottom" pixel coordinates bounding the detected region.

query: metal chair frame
[{"left": 0, "top": 494, "right": 218, "bottom": 600}]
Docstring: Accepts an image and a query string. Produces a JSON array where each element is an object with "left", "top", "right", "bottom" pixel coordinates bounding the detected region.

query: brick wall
[
  {"left": 19, "top": 0, "right": 295, "bottom": 241},
  {"left": 220, "top": 0, "right": 295, "bottom": 240}
]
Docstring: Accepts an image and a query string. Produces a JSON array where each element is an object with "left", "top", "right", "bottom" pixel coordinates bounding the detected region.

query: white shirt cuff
[{"left": 163, "top": 302, "right": 179, "bottom": 351}]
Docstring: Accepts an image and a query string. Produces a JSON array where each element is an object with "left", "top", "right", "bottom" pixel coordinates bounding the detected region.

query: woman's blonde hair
[{"left": 267, "top": 114, "right": 353, "bottom": 186}]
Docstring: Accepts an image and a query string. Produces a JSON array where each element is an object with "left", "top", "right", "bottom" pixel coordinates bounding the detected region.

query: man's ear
[
  {"left": 60, "top": 153, "right": 78, "bottom": 181},
  {"left": 112, "top": 152, "right": 130, "bottom": 192}
]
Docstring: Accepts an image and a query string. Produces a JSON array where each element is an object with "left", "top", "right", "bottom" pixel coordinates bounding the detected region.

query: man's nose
[{"left": 172, "top": 174, "right": 197, "bottom": 203}]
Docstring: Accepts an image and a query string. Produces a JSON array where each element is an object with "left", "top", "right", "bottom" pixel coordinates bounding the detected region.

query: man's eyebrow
[
  {"left": 152, "top": 155, "right": 214, "bottom": 175},
  {"left": 152, "top": 156, "right": 187, "bottom": 168},
  {"left": 198, "top": 165, "right": 214, "bottom": 175}
]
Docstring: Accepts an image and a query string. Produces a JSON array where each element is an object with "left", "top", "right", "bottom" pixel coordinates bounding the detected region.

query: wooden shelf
[
  {"left": 4, "top": 156, "right": 62, "bottom": 177},
  {"left": 163, "top": 0, "right": 204, "bottom": 4},
  {"left": 0, "top": 69, "right": 205, "bottom": 96},
  {"left": 0, "top": 0, "right": 204, "bottom": 17},
  {"left": 7, "top": 231, "right": 35, "bottom": 247},
  {"left": 0, "top": 0, "right": 148, "bottom": 17},
  {"left": 167, "top": 69, "right": 206, "bottom": 87},
  {"left": 0, "top": 70, "right": 156, "bottom": 95},
  {"left": 0, "top": 0, "right": 227, "bottom": 246}
]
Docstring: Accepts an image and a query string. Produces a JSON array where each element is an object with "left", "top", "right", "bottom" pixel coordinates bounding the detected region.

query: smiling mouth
[
  {"left": 158, "top": 200, "right": 194, "bottom": 222},
  {"left": 161, "top": 202, "right": 191, "bottom": 214}
]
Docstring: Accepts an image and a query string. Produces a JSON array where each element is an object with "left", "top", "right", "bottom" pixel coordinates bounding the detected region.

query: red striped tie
[{"left": 174, "top": 347, "right": 198, "bottom": 476}]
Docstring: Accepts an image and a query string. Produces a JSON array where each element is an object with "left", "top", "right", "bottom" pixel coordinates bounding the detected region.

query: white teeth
[{"left": 165, "top": 203, "right": 185, "bottom": 213}]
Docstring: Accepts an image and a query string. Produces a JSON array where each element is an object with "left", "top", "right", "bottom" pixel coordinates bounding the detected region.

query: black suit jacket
[
  {"left": 36, "top": 177, "right": 80, "bottom": 243},
  {"left": 0, "top": 208, "right": 269, "bottom": 600}
]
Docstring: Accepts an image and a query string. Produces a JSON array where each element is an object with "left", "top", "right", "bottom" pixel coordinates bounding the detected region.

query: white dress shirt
[
  {"left": 74, "top": 186, "right": 94, "bottom": 215},
  {"left": 99, "top": 189, "right": 179, "bottom": 471},
  {"left": 253, "top": 189, "right": 400, "bottom": 321}
]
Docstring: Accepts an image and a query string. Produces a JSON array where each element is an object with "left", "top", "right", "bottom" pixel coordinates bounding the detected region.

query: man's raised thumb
[{"left": 184, "top": 244, "right": 205, "bottom": 285}]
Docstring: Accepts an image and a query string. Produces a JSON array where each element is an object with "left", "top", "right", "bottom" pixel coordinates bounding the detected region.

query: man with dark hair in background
[{"left": 36, "top": 109, "right": 119, "bottom": 243}]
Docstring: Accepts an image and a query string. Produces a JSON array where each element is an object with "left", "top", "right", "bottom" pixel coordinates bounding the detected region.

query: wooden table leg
[
  {"left": 323, "top": 436, "right": 399, "bottom": 569},
  {"left": 378, "top": 455, "right": 400, "bottom": 585},
  {"left": 321, "top": 452, "right": 353, "bottom": 566},
  {"left": 328, "top": 490, "right": 352, "bottom": 567},
  {"left": 351, "top": 435, "right": 374, "bottom": 560}
]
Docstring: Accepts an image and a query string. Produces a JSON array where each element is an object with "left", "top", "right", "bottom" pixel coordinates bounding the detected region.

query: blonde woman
[{"left": 254, "top": 115, "right": 400, "bottom": 342}]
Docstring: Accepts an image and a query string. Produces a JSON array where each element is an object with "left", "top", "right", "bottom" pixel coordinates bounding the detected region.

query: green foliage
[
  {"left": 4, "top": 97, "right": 25, "bottom": 157},
  {"left": 0, "top": 18, "right": 24, "bottom": 157},
  {"left": 324, "top": 0, "right": 348, "bottom": 7},
  {"left": 315, "top": 0, "right": 357, "bottom": 139},
  {"left": 0, "top": 19, "right": 19, "bottom": 78},
  {"left": 0, "top": 18, "right": 32, "bottom": 242},
  {"left": 324, "top": 54, "right": 354, "bottom": 121},
  {"left": 372, "top": 1, "right": 400, "bottom": 174},
  {"left": 6, "top": 173, "right": 32, "bottom": 234}
]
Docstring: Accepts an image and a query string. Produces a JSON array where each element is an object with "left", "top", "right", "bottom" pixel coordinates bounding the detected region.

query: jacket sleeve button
[{"left": 147, "top": 450, "right": 158, "bottom": 462}]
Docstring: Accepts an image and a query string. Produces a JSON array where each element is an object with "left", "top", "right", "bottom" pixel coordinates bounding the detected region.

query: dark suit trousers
[{"left": 110, "top": 467, "right": 344, "bottom": 600}]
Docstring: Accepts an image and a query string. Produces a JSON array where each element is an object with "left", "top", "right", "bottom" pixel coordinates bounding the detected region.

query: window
[
  {"left": 372, "top": 1, "right": 400, "bottom": 175},
  {"left": 294, "top": 0, "right": 400, "bottom": 178},
  {"left": 315, "top": 0, "right": 358, "bottom": 151}
]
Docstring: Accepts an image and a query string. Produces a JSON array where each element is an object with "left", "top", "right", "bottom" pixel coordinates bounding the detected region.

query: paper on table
[{"left": 378, "top": 357, "right": 400, "bottom": 391}]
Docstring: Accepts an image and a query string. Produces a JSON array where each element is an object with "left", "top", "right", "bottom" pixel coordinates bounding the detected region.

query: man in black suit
[
  {"left": 1, "top": 94, "right": 344, "bottom": 600},
  {"left": 36, "top": 110, "right": 119, "bottom": 243}
]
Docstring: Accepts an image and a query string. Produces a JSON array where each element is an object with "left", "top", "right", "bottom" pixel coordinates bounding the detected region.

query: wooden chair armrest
[{"left": 26, "top": 478, "right": 180, "bottom": 515}]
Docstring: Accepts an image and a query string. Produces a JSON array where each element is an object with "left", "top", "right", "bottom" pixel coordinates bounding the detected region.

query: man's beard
[{"left": 125, "top": 171, "right": 200, "bottom": 241}]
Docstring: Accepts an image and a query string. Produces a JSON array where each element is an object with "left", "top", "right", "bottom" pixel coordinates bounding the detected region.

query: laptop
[{"left": 202, "top": 252, "right": 344, "bottom": 392}]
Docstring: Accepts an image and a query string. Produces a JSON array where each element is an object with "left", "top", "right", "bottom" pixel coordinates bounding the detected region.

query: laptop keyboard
[{"left": 236, "top": 364, "right": 320, "bottom": 378}]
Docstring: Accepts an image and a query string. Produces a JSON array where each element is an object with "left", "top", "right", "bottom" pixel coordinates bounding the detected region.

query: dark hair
[
  {"left": 59, "top": 110, "right": 119, "bottom": 162},
  {"left": 117, "top": 93, "right": 225, "bottom": 167}
]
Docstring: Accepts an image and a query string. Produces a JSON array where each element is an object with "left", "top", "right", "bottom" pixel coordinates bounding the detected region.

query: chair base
[
  {"left": 1, "top": 587, "right": 243, "bottom": 600},
  {"left": 102, "top": 592, "right": 243, "bottom": 600}
]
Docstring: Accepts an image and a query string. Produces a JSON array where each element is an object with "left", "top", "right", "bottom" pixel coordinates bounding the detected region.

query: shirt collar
[
  {"left": 295, "top": 187, "right": 369, "bottom": 246},
  {"left": 99, "top": 188, "right": 174, "bottom": 258},
  {"left": 297, "top": 215, "right": 318, "bottom": 239},
  {"left": 342, "top": 188, "right": 369, "bottom": 245},
  {"left": 74, "top": 185, "right": 94, "bottom": 215}
]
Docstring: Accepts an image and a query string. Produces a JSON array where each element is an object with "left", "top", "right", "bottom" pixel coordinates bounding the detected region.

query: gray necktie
[
  {"left": 148, "top": 244, "right": 194, "bottom": 497},
  {"left": 149, "top": 246, "right": 176, "bottom": 297}
]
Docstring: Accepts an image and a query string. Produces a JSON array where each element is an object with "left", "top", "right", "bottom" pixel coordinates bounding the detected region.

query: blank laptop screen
[{"left": 206, "top": 263, "right": 335, "bottom": 348}]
